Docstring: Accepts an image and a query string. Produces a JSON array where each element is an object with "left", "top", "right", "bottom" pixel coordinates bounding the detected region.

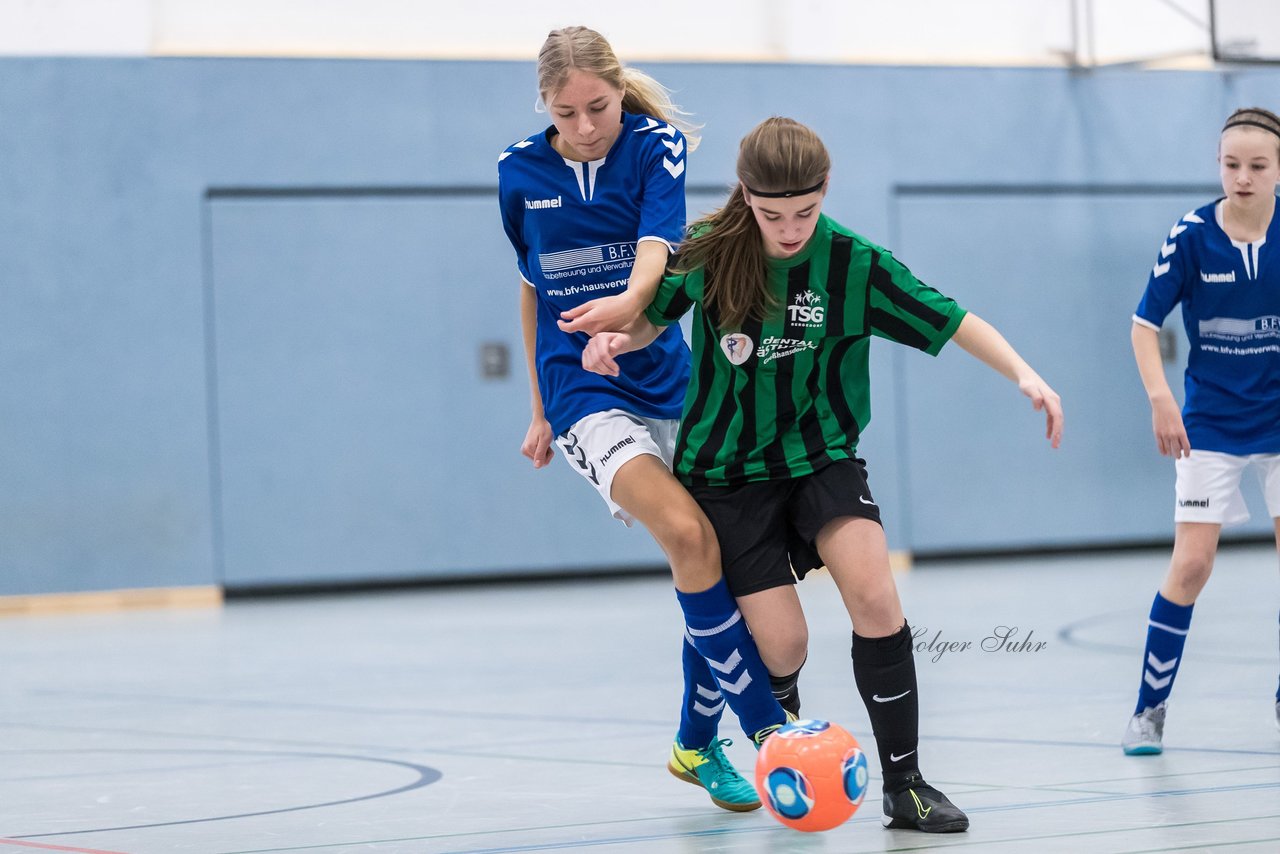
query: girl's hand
[
  {"left": 521, "top": 416, "right": 555, "bottom": 468},
  {"left": 582, "top": 332, "right": 632, "bottom": 377},
  {"left": 1149, "top": 393, "right": 1191, "bottom": 458},
  {"left": 558, "top": 293, "right": 640, "bottom": 336},
  {"left": 1017, "top": 375, "right": 1064, "bottom": 449}
]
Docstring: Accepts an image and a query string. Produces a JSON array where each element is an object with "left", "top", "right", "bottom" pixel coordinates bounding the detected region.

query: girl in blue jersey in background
[
  {"left": 497, "top": 26, "right": 788, "bottom": 811},
  {"left": 1123, "top": 106, "right": 1280, "bottom": 754}
]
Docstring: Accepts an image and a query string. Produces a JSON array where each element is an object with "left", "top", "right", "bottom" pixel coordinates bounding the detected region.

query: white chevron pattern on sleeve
[
  {"left": 635, "top": 118, "right": 685, "bottom": 180},
  {"left": 1152, "top": 210, "right": 1204, "bottom": 278},
  {"left": 498, "top": 137, "right": 536, "bottom": 163}
]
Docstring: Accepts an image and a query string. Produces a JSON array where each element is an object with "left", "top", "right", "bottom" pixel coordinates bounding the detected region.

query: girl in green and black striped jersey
[{"left": 578, "top": 117, "right": 1064, "bottom": 834}]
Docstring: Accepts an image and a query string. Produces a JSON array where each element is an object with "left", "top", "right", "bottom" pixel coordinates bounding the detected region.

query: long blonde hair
[
  {"left": 675, "top": 117, "right": 830, "bottom": 329},
  {"left": 536, "top": 26, "right": 700, "bottom": 151}
]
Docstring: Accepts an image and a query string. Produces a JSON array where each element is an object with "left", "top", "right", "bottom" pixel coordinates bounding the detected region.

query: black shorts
[{"left": 688, "top": 458, "right": 883, "bottom": 597}]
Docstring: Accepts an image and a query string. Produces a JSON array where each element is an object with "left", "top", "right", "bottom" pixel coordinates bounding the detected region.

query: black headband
[
  {"left": 1222, "top": 118, "right": 1280, "bottom": 140},
  {"left": 743, "top": 178, "right": 826, "bottom": 199}
]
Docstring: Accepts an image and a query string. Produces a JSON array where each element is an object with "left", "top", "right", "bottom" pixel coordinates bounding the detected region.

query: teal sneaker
[{"left": 668, "top": 737, "right": 761, "bottom": 812}]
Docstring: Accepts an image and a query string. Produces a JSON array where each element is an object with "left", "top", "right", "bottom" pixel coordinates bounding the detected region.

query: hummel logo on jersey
[
  {"left": 1200, "top": 271, "right": 1235, "bottom": 283},
  {"left": 525, "top": 195, "right": 563, "bottom": 210},
  {"left": 1178, "top": 498, "right": 1209, "bottom": 508},
  {"left": 787, "top": 290, "right": 825, "bottom": 326}
]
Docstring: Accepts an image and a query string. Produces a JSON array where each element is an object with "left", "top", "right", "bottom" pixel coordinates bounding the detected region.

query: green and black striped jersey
[{"left": 645, "top": 214, "right": 965, "bottom": 487}]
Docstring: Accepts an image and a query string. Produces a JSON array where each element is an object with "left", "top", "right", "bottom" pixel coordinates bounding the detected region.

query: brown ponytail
[{"left": 675, "top": 117, "right": 830, "bottom": 329}]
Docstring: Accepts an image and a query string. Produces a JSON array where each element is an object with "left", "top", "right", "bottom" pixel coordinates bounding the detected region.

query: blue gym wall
[{"left": 1, "top": 58, "right": 1276, "bottom": 594}]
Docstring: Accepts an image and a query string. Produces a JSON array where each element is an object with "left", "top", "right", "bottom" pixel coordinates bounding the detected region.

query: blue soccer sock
[
  {"left": 1134, "top": 592, "right": 1194, "bottom": 714},
  {"left": 675, "top": 579, "right": 786, "bottom": 739},
  {"left": 676, "top": 634, "right": 724, "bottom": 750}
]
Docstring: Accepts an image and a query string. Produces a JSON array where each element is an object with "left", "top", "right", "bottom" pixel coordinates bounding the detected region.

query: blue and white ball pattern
[
  {"left": 763, "top": 767, "right": 815, "bottom": 819},
  {"left": 841, "top": 746, "right": 870, "bottom": 805},
  {"left": 777, "top": 719, "right": 831, "bottom": 738}
]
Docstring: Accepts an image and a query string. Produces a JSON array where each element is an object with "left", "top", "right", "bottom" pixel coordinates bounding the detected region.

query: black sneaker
[{"left": 882, "top": 774, "right": 969, "bottom": 833}]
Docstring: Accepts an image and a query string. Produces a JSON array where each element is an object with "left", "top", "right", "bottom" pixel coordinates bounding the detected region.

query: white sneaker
[{"left": 1122, "top": 702, "right": 1166, "bottom": 755}]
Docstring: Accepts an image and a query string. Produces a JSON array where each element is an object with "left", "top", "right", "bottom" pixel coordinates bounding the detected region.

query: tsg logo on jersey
[
  {"left": 787, "top": 290, "right": 825, "bottom": 327},
  {"left": 720, "top": 333, "right": 754, "bottom": 365}
]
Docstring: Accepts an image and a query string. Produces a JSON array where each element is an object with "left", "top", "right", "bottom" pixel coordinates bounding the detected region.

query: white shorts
[
  {"left": 1174, "top": 449, "right": 1280, "bottom": 526},
  {"left": 555, "top": 409, "right": 680, "bottom": 526}
]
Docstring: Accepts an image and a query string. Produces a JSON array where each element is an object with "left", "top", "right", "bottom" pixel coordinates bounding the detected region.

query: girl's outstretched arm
[
  {"left": 951, "top": 312, "right": 1064, "bottom": 449},
  {"left": 579, "top": 317, "right": 664, "bottom": 377},
  {"left": 556, "top": 241, "right": 670, "bottom": 335}
]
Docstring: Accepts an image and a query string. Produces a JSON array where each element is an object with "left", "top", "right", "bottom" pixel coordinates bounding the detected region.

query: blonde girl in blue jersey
[
  {"left": 498, "top": 26, "right": 789, "bottom": 812},
  {"left": 1122, "top": 106, "right": 1280, "bottom": 754},
  {"left": 582, "top": 116, "right": 1063, "bottom": 833}
]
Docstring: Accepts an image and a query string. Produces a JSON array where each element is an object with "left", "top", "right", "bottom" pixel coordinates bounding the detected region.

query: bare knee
[
  {"left": 738, "top": 587, "right": 808, "bottom": 674},
  {"left": 660, "top": 511, "right": 716, "bottom": 563},
  {"left": 652, "top": 511, "right": 719, "bottom": 585},
  {"left": 1164, "top": 551, "right": 1215, "bottom": 602},
  {"left": 765, "top": 626, "right": 809, "bottom": 676},
  {"left": 747, "top": 617, "right": 808, "bottom": 675}
]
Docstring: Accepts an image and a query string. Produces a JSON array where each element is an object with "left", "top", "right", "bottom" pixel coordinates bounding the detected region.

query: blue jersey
[
  {"left": 498, "top": 112, "right": 691, "bottom": 436},
  {"left": 1134, "top": 197, "right": 1280, "bottom": 455}
]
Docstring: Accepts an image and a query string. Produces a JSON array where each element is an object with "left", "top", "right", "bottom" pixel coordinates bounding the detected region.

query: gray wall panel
[{"left": 209, "top": 194, "right": 664, "bottom": 585}]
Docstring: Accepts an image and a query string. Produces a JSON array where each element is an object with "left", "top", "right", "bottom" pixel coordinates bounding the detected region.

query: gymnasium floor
[{"left": 2, "top": 544, "right": 1277, "bottom": 853}]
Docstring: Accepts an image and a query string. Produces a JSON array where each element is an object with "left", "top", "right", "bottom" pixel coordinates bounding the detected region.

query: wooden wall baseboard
[{"left": 0, "top": 586, "right": 223, "bottom": 617}]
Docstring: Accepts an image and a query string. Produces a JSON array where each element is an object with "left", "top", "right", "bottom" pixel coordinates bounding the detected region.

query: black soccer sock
[
  {"left": 769, "top": 658, "right": 806, "bottom": 718},
  {"left": 850, "top": 622, "right": 921, "bottom": 793}
]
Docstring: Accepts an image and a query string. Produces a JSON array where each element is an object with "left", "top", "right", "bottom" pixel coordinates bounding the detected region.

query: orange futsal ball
[{"left": 754, "top": 719, "right": 869, "bottom": 832}]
